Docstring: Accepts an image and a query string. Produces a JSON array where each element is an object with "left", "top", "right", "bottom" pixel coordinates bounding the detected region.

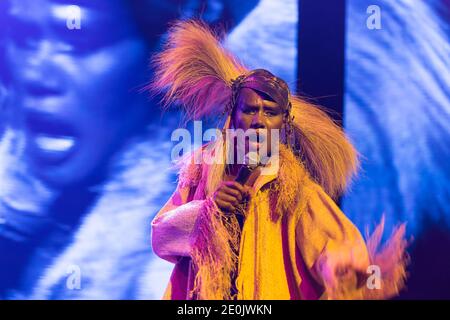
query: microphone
[
  {"left": 235, "top": 151, "right": 261, "bottom": 185},
  {"left": 233, "top": 152, "right": 261, "bottom": 230}
]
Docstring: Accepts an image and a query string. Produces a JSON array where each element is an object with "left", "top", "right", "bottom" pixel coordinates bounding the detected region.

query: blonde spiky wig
[{"left": 150, "top": 19, "right": 359, "bottom": 199}]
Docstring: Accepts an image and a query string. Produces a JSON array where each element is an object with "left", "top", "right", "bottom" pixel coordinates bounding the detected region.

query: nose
[
  {"left": 250, "top": 110, "right": 266, "bottom": 129},
  {"left": 25, "top": 39, "right": 53, "bottom": 68},
  {"left": 18, "top": 40, "right": 65, "bottom": 97}
]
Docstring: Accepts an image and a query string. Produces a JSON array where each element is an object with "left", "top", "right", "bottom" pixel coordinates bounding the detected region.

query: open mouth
[
  {"left": 256, "top": 130, "right": 267, "bottom": 143},
  {"left": 25, "top": 112, "right": 79, "bottom": 166},
  {"left": 34, "top": 134, "right": 76, "bottom": 152}
]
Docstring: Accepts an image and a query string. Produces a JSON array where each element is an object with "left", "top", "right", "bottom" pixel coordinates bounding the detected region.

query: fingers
[
  {"left": 213, "top": 181, "right": 253, "bottom": 213},
  {"left": 217, "top": 191, "right": 240, "bottom": 206},
  {"left": 214, "top": 198, "right": 236, "bottom": 213},
  {"left": 224, "top": 181, "right": 247, "bottom": 194},
  {"left": 221, "top": 185, "right": 243, "bottom": 202},
  {"left": 213, "top": 186, "right": 239, "bottom": 212},
  {"left": 223, "top": 181, "right": 252, "bottom": 200}
]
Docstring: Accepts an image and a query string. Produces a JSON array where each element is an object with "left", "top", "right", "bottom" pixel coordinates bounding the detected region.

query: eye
[
  {"left": 54, "top": 23, "right": 116, "bottom": 55},
  {"left": 264, "top": 109, "right": 280, "bottom": 117},
  {"left": 8, "top": 19, "right": 41, "bottom": 50},
  {"left": 242, "top": 107, "right": 257, "bottom": 115}
]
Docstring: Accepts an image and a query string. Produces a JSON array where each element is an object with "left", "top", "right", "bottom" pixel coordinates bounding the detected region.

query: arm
[
  {"left": 296, "top": 183, "right": 408, "bottom": 299},
  {"left": 151, "top": 184, "right": 206, "bottom": 264},
  {"left": 296, "top": 183, "right": 370, "bottom": 299}
]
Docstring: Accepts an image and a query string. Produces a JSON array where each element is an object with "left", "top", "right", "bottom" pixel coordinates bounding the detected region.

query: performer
[{"left": 150, "top": 20, "right": 408, "bottom": 300}]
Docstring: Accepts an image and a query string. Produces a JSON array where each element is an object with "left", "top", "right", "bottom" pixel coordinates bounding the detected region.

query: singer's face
[
  {"left": 4, "top": 0, "right": 150, "bottom": 187},
  {"left": 232, "top": 88, "right": 284, "bottom": 156}
]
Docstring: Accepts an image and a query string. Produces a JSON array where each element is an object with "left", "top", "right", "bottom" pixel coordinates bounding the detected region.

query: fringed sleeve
[
  {"left": 151, "top": 183, "right": 239, "bottom": 300},
  {"left": 151, "top": 185, "right": 202, "bottom": 264},
  {"left": 151, "top": 147, "right": 204, "bottom": 263},
  {"left": 296, "top": 183, "right": 408, "bottom": 300}
]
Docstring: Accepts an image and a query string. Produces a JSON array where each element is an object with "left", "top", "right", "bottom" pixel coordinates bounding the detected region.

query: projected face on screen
[{"left": 4, "top": 0, "right": 150, "bottom": 187}]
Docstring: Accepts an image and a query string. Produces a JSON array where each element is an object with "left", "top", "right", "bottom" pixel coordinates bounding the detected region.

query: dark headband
[{"left": 230, "top": 69, "right": 291, "bottom": 113}]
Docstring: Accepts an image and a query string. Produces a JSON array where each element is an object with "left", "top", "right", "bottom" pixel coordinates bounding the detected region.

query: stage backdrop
[{"left": 0, "top": 0, "right": 449, "bottom": 299}]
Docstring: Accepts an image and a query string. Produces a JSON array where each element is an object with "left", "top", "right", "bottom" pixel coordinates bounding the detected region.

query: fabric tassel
[
  {"left": 321, "top": 216, "right": 410, "bottom": 300},
  {"left": 363, "top": 216, "right": 409, "bottom": 299},
  {"left": 268, "top": 144, "right": 309, "bottom": 220},
  {"left": 189, "top": 197, "right": 241, "bottom": 300}
]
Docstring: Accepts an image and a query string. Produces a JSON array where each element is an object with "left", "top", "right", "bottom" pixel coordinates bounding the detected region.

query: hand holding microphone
[
  {"left": 212, "top": 181, "right": 250, "bottom": 213},
  {"left": 212, "top": 152, "right": 261, "bottom": 214}
]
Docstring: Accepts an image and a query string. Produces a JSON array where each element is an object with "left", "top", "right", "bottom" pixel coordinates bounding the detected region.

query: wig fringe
[
  {"left": 290, "top": 96, "right": 359, "bottom": 199},
  {"left": 149, "top": 20, "right": 247, "bottom": 122}
]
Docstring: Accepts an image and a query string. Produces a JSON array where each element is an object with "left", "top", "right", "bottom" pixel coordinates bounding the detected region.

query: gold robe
[{"left": 151, "top": 144, "right": 407, "bottom": 300}]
